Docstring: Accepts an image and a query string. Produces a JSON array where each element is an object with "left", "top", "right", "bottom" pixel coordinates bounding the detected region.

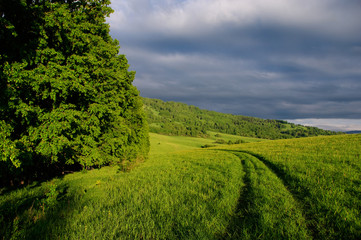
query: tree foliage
[
  {"left": 143, "top": 98, "right": 338, "bottom": 139},
  {"left": 0, "top": 0, "right": 149, "bottom": 183}
]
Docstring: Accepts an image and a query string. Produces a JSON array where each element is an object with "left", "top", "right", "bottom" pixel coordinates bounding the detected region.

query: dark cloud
[{"left": 108, "top": 0, "right": 361, "bottom": 127}]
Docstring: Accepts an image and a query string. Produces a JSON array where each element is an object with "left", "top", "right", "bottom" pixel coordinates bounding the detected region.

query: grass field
[
  {"left": 218, "top": 134, "right": 361, "bottom": 239},
  {"left": 1, "top": 133, "right": 244, "bottom": 239},
  {"left": 149, "top": 132, "right": 264, "bottom": 154},
  {"left": 1, "top": 133, "right": 360, "bottom": 239},
  {"left": 206, "top": 131, "right": 266, "bottom": 143}
]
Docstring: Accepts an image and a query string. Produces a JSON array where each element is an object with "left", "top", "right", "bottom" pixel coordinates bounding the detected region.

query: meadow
[
  {"left": 219, "top": 134, "right": 361, "bottom": 239},
  {"left": 1, "top": 133, "right": 245, "bottom": 239},
  {"left": 1, "top": 133, "right": 360, "bottom": 239}
]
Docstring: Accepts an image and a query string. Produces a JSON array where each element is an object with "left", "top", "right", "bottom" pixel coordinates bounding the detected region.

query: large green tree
[{"left": 0, "top": 0, "right": 149, "bottom": 183}]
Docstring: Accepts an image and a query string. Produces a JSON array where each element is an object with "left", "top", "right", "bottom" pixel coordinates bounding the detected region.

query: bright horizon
[{"left": 285, "top": 118, "right": 361, "bottom": 132}]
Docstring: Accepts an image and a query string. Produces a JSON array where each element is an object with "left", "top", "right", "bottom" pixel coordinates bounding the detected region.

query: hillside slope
[
  {"left": 142, "top": 98, "right": 337, "bottom": 139},
  {"left": 2, "top": 133, "right": 359, "bottom": 239},
  {"left": 218, "top": 134, "right": 361, "bottom": 239}
]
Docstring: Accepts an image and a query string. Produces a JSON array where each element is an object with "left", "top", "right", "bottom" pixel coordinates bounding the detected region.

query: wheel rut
[
  {"left": 221, "top": 150, "right": 314, "bottom": 239},
  {"left": 231, "top": 150, "right": 319, "bottom": 238},
  {"left": 222, "top": 157, "right": 259, "bottom": 239}
]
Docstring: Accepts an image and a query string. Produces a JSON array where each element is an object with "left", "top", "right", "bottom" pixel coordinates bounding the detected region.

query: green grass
[
  {"left": 149, "top": 132, "right": 265, "bottom": 155},
  {"left": 207, "top": 131, "right": 266, "bottom": 143},
  {"left": 1, "top": 133, "right": 361, "bottom": 239},
  {"left": 149, "top": 133, "right": 214, "bottom": 154},
  {"left": 218, "top": 134, "right": 361, "bottom": 239},
  {"left": 1, "top": 135, "right": 244, "bottom": 239},
  {"left": 224, "top": 152, "right": 310, "bottom": 239}
]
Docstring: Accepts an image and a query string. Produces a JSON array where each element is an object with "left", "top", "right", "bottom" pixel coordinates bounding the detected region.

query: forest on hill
[{"left": 142, "top": 98, "right": 338, "bottom": 139}]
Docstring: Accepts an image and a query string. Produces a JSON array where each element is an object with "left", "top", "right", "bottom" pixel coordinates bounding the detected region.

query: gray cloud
[{"left": 108, "top": 0, "right": 361, "bottom": 122}]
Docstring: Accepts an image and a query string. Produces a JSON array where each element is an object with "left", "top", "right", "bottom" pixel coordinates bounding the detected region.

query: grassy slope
[
  {"left": 0, "top": 134, "right": 244, "bottom": 239},
  {"left": 218, "top": 134, "right": 361, "bottom": 239},
  {"left": 1, "top": 133, "right": 360, "bottom": 239},
  {"left": 149, "top": 133, "right": 213, "bottom": 154},
  {"left": 207, "top": 131, "right": 265, "bottom": 143},
  {"left": 149, "top": 132, "right": 264, "bottom": 154},
  {"left": 224, "top": 152, "right": 310, "bottom": 239}
]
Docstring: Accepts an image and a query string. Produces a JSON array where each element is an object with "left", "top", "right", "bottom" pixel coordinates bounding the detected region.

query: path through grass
[
  {"left": 220, "top": 134, "right": 361, "bottom": 239},
  {"left": 1, "top": 133, "right": 360, "bottom": 239},
  {"left": 223, "top": 151, "right": 310, "bottom": 239}
]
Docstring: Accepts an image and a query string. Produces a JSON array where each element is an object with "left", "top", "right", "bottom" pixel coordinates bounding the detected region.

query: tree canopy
[{"left": 0, "top": 0, "right": 149, "bottom": 184}]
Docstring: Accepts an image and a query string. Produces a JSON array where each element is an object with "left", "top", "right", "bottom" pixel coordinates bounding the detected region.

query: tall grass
[
  {"left": 2, "top": 133, "right": 360, "bottom": 239},
  {"left": 222, "top": 134, "right": 361, "bottom": 239},
  {"left": 149, "top": 133, "right": 215, "bottom": 154},
  {"left": 1, "top": 150, "right": 243, "bottom": 239},
  {"left": 149, "top": 132, "right": 265, "bottom": 155},
  {"left": 225, "top": 152, "right": 310, "bottom": 239},
  {"left": 207, "top": 131, "right": 265, "bottom": 143}
]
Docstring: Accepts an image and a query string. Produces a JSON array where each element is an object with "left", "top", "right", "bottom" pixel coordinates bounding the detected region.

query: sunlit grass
[
  {"left": 149, "top": 133, "right": 214, "bottom": 154},
  {"left": 207, "top": 131, "right": 266, "bottom": 143},
  {"left": 1, "top": 133, "right": 360, "bottom": 239},
  {"left": 224, "top": 152, "right": 310, "bottom": 239},
  {"left": 1, "top": 147, "right": 243, "bottom": 239},
  {"left": 149, "top": 132, "right": 266, "bottom": 155},
  {"left": 221, "top": 134, "right": 361, "bottom": 239}
]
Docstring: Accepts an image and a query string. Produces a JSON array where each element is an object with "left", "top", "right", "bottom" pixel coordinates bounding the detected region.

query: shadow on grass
[
  {"left": 0, "top": 177, "right": 82, "bottom": 240},
  {"left": 221, "top": 156, "right": 263, "bottom": 240},
  {"left": 221, "top": 149, "right": 361, "bottom": 240}
]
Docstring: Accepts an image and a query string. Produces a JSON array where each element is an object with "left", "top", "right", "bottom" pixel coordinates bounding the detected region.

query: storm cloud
[{"left": 107, "top": 0, "right": 361, "bottom": 130}]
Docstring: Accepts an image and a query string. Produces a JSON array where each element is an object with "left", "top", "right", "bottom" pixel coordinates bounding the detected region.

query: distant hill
[
  {"left": 345, "top": 131, "right": 361, "bottom": 134},
  {"left": 142, "top": 98, "right": 338, "bottom": 139}
]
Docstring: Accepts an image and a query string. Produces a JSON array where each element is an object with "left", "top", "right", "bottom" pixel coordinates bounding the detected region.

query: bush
[{"left": 214, "top": 139, "right": 227, "bottom": 144}]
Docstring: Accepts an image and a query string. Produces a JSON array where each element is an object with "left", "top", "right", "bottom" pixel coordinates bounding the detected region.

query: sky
[{"left": 107, "top": 0, "right": 361, "bottom": 131}]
